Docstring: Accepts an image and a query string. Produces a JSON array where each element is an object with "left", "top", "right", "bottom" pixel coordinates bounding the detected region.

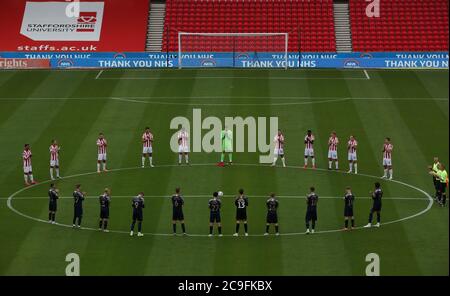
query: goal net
[{"left": 178, "top": 32, "right": 289, "bottom": 69}]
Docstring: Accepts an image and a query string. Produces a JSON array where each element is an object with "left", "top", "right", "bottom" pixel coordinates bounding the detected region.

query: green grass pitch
[{"left": 0, "top": 68, "right": 448, "bottom": 275}]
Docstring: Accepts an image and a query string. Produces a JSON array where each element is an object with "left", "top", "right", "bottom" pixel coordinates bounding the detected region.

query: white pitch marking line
[
  {"left": 6, "top": 163, "right": 434, "bottom": 238},
  {"left": 364, "top": 69, "right": 371, "bottom": 80},
  {"left": 96, "top": 76, "right": 369, "bottom": 80},
  {"left": 95, "top": 69, "right": 104, "bottom": 80}
]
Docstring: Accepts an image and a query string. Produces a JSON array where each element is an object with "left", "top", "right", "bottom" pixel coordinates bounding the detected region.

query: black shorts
[
  {"left": 210, "top": 212, "right": 221, "bottom": 223},
  {"left": 236, "top": 209, "right": 247, "bottom": 221},
  {"left": 305, "top": 208, "right": 317, "bottom": 222},
  {"left": 266, "top": 211, "right": 278, "bottom": 224},
  {"left": 133, "top": 210, "right": 143, "bottom": 221},
  {"left": 49, "top": 201, "right": 57, "bottom": 212},
  {"left": 344, "top": 206, "right": 353, "bottom": 217},
  {"left": 172, "top": 209, "right": 184, "bottom": 221},
  {"left": 74, "top": 207, "right": 83, "bottom": 218},
  {"left": 433, "top": 177, "right": 440, "bottom": 190},
  {"left": 100, "top": 208, "right": 109, "bottom": 219},
  {"left": 371, "top": 202, "right": 382, "bottom": 212}
]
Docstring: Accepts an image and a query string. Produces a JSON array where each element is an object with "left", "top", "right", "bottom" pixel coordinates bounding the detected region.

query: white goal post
[{"left": 178, "top": 32, "right": 289, "bottom": 69}]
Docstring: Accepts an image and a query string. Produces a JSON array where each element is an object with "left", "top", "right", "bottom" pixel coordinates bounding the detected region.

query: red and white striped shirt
[
  {"left": 49, "top": 144, "right": 60, "bottom": 161},
  {"left": 305, "top": 135, "right": 315, "bottom": 149},
  {"left": 23, "top": 149, "right": 32, "bottom": 167},
  {"left": 178, "top": 130, "right": 189, "bottom": 147},
  {"left": 142, "top": 132, "right": 153, "bottom": 148},
  {"left": 328, "top": 137, "right": 339, "bottom": 151},
  {"left": 97, "top": 138, "right": 107, "bottom": 154},
  {"left": 383, "top": 143, "right": 393, "bottom": 159},
  {"left": 274, "top": 134, "right": 285, "bottom": 149},
  {"left": 348, "top": 139, "right": 358, "bottom": 153}
]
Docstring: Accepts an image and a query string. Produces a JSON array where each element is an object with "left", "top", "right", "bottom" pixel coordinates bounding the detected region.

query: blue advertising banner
[{"left": 0, "top": 51, "right": 448, "bottom": 69}]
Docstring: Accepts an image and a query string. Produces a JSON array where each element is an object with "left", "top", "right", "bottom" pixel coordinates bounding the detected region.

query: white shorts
[
  {"left": 383, "top": 158, "right": 392, "bottom": 166},
  {"left": 304, "top": 148, "right": 314, "bottom": 157},
  {"left": 178, "top": 146, "right": 189, "bottom": 153},
  {"left": 50, "top": 159, "right": 59, "bottom": 167},
  {"left": 274, "top": 148, "right": 284, "bottom": 156},
  {"left": 348, "top": 152, "right": 357, "bottom": 161},
  {"left": 142, "top": 147, "right": 153, "bottom": 154},
  {"left": 23, "top": 165, "right": 32, "bottom": 174},
  {"left": 328, "top": 150, "right": 338, "bottom": 160},
  {"left": 98, "top": 153, "right": 107, "bottom": 161}
]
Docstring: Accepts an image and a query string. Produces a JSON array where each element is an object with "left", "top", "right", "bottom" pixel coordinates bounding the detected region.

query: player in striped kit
[
  {"left": 272, "top": 129, "right": 286, "bottom": 167},
  {"left": 141, "top": 127, "right": 154, "bottom": 168},
  {"left": 327, "top": 131, "right": 339, "bottom": 170},
  {"left": 96, "top": 133, "right": 108, "bottom": 173},
  {"left": 49, "top": 139, "right": 61, "bottom": 180},
  {"left": 177, "top": 128, "right": 189, "bottom": 165},
  {"left": 22, "top": 144, "right": 36, "bottom": 186},
  {"left": 381, "top": 137, "right": 393, "bottom": 180},
  {"left": 304, "top": 130, "right": 316, "bottom": 169},
  {"left": 347, "top": 135, "right": 358, "bottom": 174}
]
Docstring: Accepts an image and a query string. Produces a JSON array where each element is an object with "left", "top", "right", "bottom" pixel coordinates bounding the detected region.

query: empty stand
[
  {"left": 162, "top": 0, "right": 336, "bottom": 52},
  {"left": 350, "top": 0, "right": 449, "bottom": 52}
]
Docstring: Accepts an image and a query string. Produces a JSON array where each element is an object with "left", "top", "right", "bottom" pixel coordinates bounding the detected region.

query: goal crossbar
[{"left": 178, "top": 32, "right": 289, "bottom": 69}]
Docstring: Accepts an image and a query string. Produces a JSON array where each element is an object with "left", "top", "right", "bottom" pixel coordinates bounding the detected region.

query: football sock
[
  {"left": 312, "top": 221, "right": 315, "bottom": 230},
  {"left": 389, "top": 169, "right": 393, "bottom": 178},
  {"left": 99, "top": 220, "right": 103, "bottom": 229},
  {"left": 142, "top": 157, "right": 145, "bottom": 166},
  {"left": 349, "top": 163, "right": 353, "bottom": 172},
  {"left": 328, "top": 161, "right": 332, "bottom": 169},
  {"left": 281, "top": 158, "right": 286, "bottom": 166},
  {"left": 368, "top": 212, "right": 373, "bottom": 223},
  {"left": 24, "top": 174, "right": 28, "bottom": 183},
  {"left": 149, "top": 156, "right": 153, "bottom": 166},
  {"left": 218, "top": 226, "right": 222, "bottom": 234},
  {"left": 221, "top": 153, "right": 225, "bottom": 162},
  {"left": 49, "top": 213, "right": 52, "bottom": 220},
  {"left": 73, "top": 217, "right": 77, "bottom": 225},
  {"left": 178, "top": 154, "right": 182, "bottom": 164},
  {"left": 56, "top": 168, "right": 60, "bottom": 177},
  {"left": 209, "top": 226, "right": 213, "bottom": 234},
  {"left": 97, "top": 163, "right": 101, "bottom": 171},
  {"left": 312, "top": 158, "right": 315, "bottom": 166},
  {"left": 185, "top": 155, "right": 189, "bottom": 164},
  {"left": 383, "top": 169, "right": 388, "bottom": 177},
  {"left": 77, "top": 217, "right": 82, "bottom": 226},
  {"left": 103, "top": 162, "right": 106, "bottom": 170},
  {"left": 275, "top": 225, "right": 279, "bottom": 233},
  {"left": 306, "top": 222, "right": 310, "bottom": 230},
  {"left": 266, "top": 225, "right": 269, "bottom": 233},
  {"left": 130, "top": 221, "right": 136, "bottom": 231},
  {"left": 376, "top": 213, "right": 381, "bottom": 223},
  {"left": 52, "top": 213, "right": 56, "bottom": 222},
  {"left": 354, "top": 163, "right": 358, "bottom": 173},
  {"left": 181, "top": 223, "right": 186, "bottom": 233},
  {"left": 173, "top": 224, "right": 176, "bottom": 233},
  {"left": 235, "top": 223, "right": 240, "bottom": 233},
  {"left": 351, "top": 219, "right": 355, "bottom": 227},
  {"left": 50, "top": 169, "right": 53, "bottom": 179},
  {"left": 345, "top": 220, "right": 348, "bottom": 228},
  {"left": 30, "top": 174, "right": 34, "bottom": 182},
  {"left": 228, "top": 154, "right": 232, "bottom": 163},
  {"left": 273, "top": 157, "right": 277, "bottom": 164},
  {"left": 335, "top": 161, "right": 339, "bottom": 169},
  {"left": 138, "top": 222, "right": 142, "bottom": 232},
  {"left": 103, "top": 221, "right": 108, "bottom": 230},
  {"left": 304, "top": 158, "right": 308, "bottom": 166},
  {"left": 244, "top": 223, "right": 248, "bottom": 233}
]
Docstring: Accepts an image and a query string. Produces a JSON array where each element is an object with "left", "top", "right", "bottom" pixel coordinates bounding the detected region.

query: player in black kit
[
  {"left": 99, "top": 188, "right": 111, "bottom": 232},
  {"left": 130, "top": 192, "right": 145, "bottom": 237},
  {"left": 172, "top": 187, "right": 186, "bottom": 235},
  {"left": 48, "top": 183, "right": 59, "bottom": 224},
  {"left": 264, "top": 193, "right": 279, "bottom": 236},
  {"left": 208, "top": 192, "right": 222, "bottom": 236},
  {"left": 305, "top": 187, "right": 319, "bottom": 234},
  {"left": 343, "top": 187, "right": 355, "bottom": 230},
  {"left": 72, "top": 184, "right": 85, "bottom": 228},
  {"left": 233, "top": 189, "right": 249, "bottom": 237},
  {"left": 364, "top": 182, "right": 383, "bottom": 228}
]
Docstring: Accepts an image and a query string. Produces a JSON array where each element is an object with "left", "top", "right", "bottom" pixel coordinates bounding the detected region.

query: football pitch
[{"left": 0, "top": 68, "right": 448, "bottom": 275}]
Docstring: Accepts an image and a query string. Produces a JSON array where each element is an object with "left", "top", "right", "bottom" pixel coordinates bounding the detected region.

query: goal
[{"left": 177, "top": 32, "right": 289, "bottom": 69}]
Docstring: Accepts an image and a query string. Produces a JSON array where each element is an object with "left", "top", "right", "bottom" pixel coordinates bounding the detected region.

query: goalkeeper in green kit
[{"left": 218, "top": 127, "right": 233, "bottom": 167}]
